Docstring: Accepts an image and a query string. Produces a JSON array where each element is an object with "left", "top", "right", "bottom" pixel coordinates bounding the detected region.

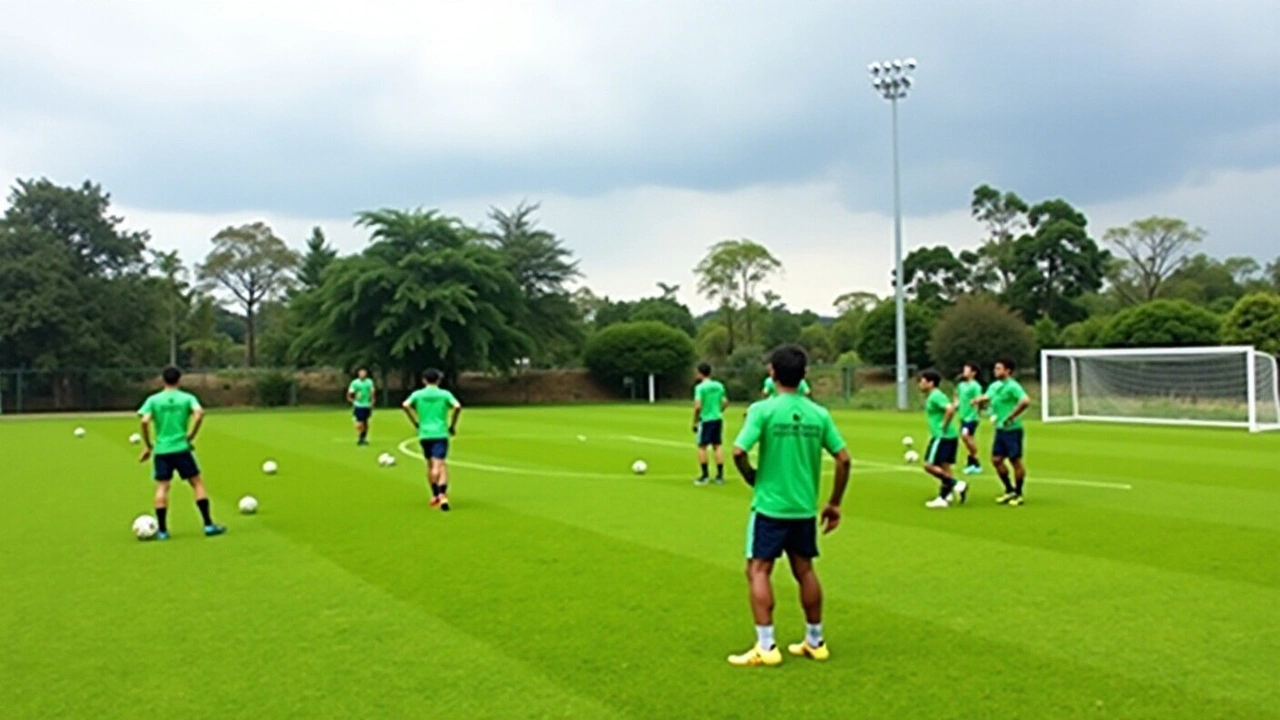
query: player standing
[
  {"left": 761, "top": 373, "right": 811, "bottom": 398},
  {"left": 919, "top": 370, "right": 967, "bottom": 509},
  {"left": 402, "top": 369, "right": 462, "bottom": 512},
  {"left": 975, "top": 358, "right": 1032, "bottom": 506},
  {"left": 347, "top": 367, "right": 376, "bottom": 446},
  {"left": 692, "top": 363, "right": 729, "bottom": 486},
  {"left": 955, "top": 363, "right": 984, "bottom": 475},
  {"left": 729, "top": 345, "right": 851, "bottom": 667},
  {"left": 137, "top": 366, "right": 226, "bottom": 539}
]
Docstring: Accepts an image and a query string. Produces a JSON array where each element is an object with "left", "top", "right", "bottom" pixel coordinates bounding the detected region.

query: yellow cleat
[
  {"left": 727, "top": 643, "right": 783, "bottom": 667},
  {"left": 787, "top": 641, "right": 830, "bottom": 661}
]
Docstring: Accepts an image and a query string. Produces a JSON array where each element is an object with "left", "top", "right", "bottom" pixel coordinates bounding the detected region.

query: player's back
[
  {"left": 409, "top": 386, "right": 457, "bottom": 438},
  {"left": 743, "top": 393, "right": 840, "bottom": 519},
  {"left": 142, "top": 389, "right": 198, "bottom": 453}
]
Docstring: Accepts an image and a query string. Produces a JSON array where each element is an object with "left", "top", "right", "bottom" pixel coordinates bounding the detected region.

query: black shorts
[
  {"left": 960, "top": 420, "right": 980, "bottom": 437},
  {"left": 420, "top": 438, "right": 449, "bottom": 460},
  {"left": 925, "top": 437, "right": 959, "bottom": 465},
  {"left": 745, "top": 512, "right": 819, "bottom": 560},
  {"left": 154, "top": 451, "right": 200, "bottom": 481},
  {"left": 698, "top": 420, "right": 724, "bottom": 447},
  {"left": 993, "top": 428, "right": 1025, "bottom": 460}
]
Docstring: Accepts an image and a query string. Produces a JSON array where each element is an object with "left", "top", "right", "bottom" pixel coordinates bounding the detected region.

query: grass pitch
[{"left": 1, "top": 405, "right": 1277, "bottom": 719}]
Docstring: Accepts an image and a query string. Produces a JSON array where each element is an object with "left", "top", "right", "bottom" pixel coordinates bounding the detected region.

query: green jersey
[
  {"left": 405, "top": 386, "right": 460, "bottom": 440},
  {"left": 138, "top": 389, "right": 201, "bottom": 455},
  {"left": 956, "top": 379, "right": 982, "bottom": 423},
  {"left": 694, "top": 379, "right": 727, "bottom": 422},
  {"left": 762, "top": 377, "right": 811, "bottom": 397},
  {"left": 348, "top": 377, "right": 375, "bottom": 408},
  {"left": 925, "top": 389, "right": 958, "bottom": 439},
  {"left": 988, "top": 378, "right": 1028, "bottom": 430},
  {"left": 734, "top": 394, "right": 847, "bottom": 520}
]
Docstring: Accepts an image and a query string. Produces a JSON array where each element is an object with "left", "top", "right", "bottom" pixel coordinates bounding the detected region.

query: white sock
[
  {"left": 806, "top": 622, "right": 824, "bottom": 647},
  {"left": 755, "top": 624, "right": 776, "bottom": 650}
]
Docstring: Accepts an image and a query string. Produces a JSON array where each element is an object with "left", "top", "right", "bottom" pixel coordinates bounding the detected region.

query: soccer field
[{"left": 2, "top": 405, "right": 1277, "bottom": 719}]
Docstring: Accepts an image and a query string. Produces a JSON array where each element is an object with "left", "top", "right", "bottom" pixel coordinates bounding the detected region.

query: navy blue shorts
[
  {"left": 960, "top": 420, "right": 980, "bottom": 437},
  {"left": 154, "top": 451, "right": 200, "bottom": 481},
  {"left": 925, "top": 437, "right": 959, "bottom": 466},
  {"left": 698, "top": 420, "right": 724, "bottom": 447},
  {"left": 353, "top": 406, "right": 372, "bottom": 422},
  {"left": 420, "top": 438, "right": 449, "bottom": 460},
  {"left": 992, "top": 428, "right": 1025, "bottom": 460},
  {"left": 745, "top": 512, "right": 819, "bottom": 560}
]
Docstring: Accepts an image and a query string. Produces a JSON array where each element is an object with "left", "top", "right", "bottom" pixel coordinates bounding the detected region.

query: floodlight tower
[{"left": 869, "top": 57, "right": 917, "bottom": 410}]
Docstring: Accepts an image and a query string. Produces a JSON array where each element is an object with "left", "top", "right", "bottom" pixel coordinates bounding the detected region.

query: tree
[
  {"left": 830, "top": 290, "right": 877, "bottom": 354},
  {"left": 1033, "top": 316, "right": 1061, "bottom": 351},
  {"left": 198, "top": 222, "right": 300, "bottom": 366},
  {"left": 696, "top": 322, "right": 732, "bottom": 363},
  {"left": 694, "top": 239, "right": 782, "bottom": 351},
  {"left": 1003, "top": 198, "right": 1108, "bottom": 325},
  {"left": 799, "top": 324, "right": 835, "bottom": 363},
  {"left": 1060, "top": 316, "right": 1110, "bottom": 349},
  {"left": 152, "top": 250, "right": 190, "bottom": 366},
  {"left": 1220, "top": 293, "right": 1280, "bottom": 355},
  {"left": 1103, "top": 216, "right": 1205, "bottom": 302},
  {"left": 968, "top": 184, "right": 1028, "bottom": 293},
  {"left": 1162, "top": 254, "right": 1245, "bottom": 307},
  {"left": 297, "top": 226, "right": 338, "bottom": 292},
  {"left": 762, "top": 310, "right": 803, "bottom": 350},
  {"left": 656, "top": 282, "right": 680, "bottom": 300},
  {"left": 856, "top": 300, "right": 934, "bottom": 368},
  {"left": 928, "top": 297, "right": 1036, "bottom": 378},
  {"left": 1096, "top": 300, "right": 1221, "bottom": 348},
  {"left": 833, "top": 290, "right": 879, "bottom": 316},
  {"left": 900, "top": 245, "right": 971, "bottom": 309},
  {"left": 629, "top": 297, "right": 697, "bottom": 336},
  {"left": 583, "top": 321, "right": 695, "bottom": 393}
]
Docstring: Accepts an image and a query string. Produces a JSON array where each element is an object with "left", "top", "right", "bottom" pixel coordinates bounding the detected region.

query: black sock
[
  {"left": 1015, "top": 476, "right": 1024, "bottom": 495},
  {"left": 700, "top": 463, "right": 708, "bottom": 479},
  {"left": 156, "top": 507, "right": 168, "bottom": 533},
  {"left": 196, "top": 498, "right": 213, "bottom": 526},
  {"left": 939, "top": 476, "right": 956, "bottom": 499},
  {"left": 716, "top": 464, "right": 724, "bottom": 479},
  {"left": 430, "top": 482, "right": 441, "bottom": 497},
  {"left": 359, "top": 430, "right": 367, "bottom": 442},
  {"left": 967, "top": 455, "right": 980, "bottom": 468},
  {"left": 998, "top": 472, "right": 1014, "bottom": 493}
]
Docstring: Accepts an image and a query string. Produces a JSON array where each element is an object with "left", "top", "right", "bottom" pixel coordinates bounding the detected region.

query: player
[
  {"left": 402, "top": 368, "right": 462, "bottom": 512},
  {"left": 761, "top": 372, "right": 811, "bottom": 398},
  {"left": 955, "top": 362, "right": 984, "bottom": 475},
  {"left": 729, "top": 345, "right": 851, "bottom": 667},
  {"left": 137, "top": 366, "right": 225, "bottom": 539},
  {"left": 919, "top": 370, "right": 967, "bottom": 509},
  {"left": 974, "top": 358, "right": 1032, "bottom": 506},
  {"left": 347, "top": 367, "right": 376, "bottom": 446},
  {"left": 692, "top": 363, "right": 729, "bottom": 486}
]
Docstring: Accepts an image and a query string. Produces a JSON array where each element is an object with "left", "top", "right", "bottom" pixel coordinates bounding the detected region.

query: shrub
[
  {"left": 857, "top": 301, "right": 934, "bottom": 368},
  {"left": 1220, "top": 292, "right": 1280, "bottom": 354},
  {"left": 928, "top": 296, "right": 1036, "bottom": 378},
  {"left": 1061, "top": 316, "right": 1110, "bottom": 348},
  {"left": 1097, "top": 300, "right": 1220, "bottom": 348},
  {"left": 721, "top": 344, "right": 769, "bottom": 401},
  {"left": 584, "top": 321, "right": 695, "bottom": 394},
  {"left": 696, "top": 323, "right": 731, "bottom": 363},
  {"left": 798, "top": 324, "right": 835, "bottom": 363},
  {"left": 254, "top": 371, "right": 296, "bottom": 407}
]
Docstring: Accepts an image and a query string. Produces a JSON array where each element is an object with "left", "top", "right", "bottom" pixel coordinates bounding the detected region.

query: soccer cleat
[
  {"left": 925, "top": 497, "right": 950, "bottom": 509},
  {"left": 787, "top": 641, "right": 830, "bottom": 661},
  {"left": 727, "top": 643, "right": 783, "bottom": 667},
  {"left": 438, "top": 494, "right": 451, "bottom": 512},
  {"left": 952, "top": 480, "right": 969, "bottom": 505},
  {"left": 156, "top": 531, "right": 170, "bottom": 541},
  {"left": 693, "top": 477, "right": 710, "bottom": 487},
  {"left": 1008, "top": 495, "right": 1025, "bottom": 506},
  {"left": 203, "top": 524, "right": 227, "bottom": 537},
  {"left": 712, "top": 477, "right": 725, "bottom": 486},
  {"left": 429, "top": 495, "right": 443, "bottom": 507},
  {"left": 996, "top": 492, "right": 1017, "bottom": 504}
]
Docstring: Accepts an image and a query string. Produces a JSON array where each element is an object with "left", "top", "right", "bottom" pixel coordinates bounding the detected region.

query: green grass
[{"left": 2, "top": 406, "right": 1278, "bottom": 719}]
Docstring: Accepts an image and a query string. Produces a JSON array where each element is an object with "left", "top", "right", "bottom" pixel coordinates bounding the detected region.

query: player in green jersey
[
  {"left": 919, "top": 370, "right": 967, "bottom": 508},
  {"left": 692, "top": 363, "right": 730, "bottom": 486},
  {"left": 761, "top": 375, "right": 811, "bottom": 398},
  {"left": 136, "top": 366, "right": 225, "bottom": 539},
  {"left": 402, "top": 369, "right": 462, "bottom": 511},
  {"left": 347, "top": 368, "right": 376, "bottom": 446},
  {"left": 729, "top": 345, "right": 851, "bottom": 667},
  {"left": 955, "top": 362, "right": 984, "bottom": 475},
  {"left": 974, "top": 358, "right": 1032, "bottom": 506}
]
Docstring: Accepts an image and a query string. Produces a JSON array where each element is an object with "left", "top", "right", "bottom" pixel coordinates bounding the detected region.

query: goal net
[{"left": 1041, "top": 346, "right": 1280, "bottom": 432}]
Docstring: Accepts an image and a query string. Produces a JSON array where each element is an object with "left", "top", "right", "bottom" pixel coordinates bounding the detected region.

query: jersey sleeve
[
  {"left": 822, "top": 411, "right": 847, "bottom": 454},
  {"left": 734, "top": 405, "right": 764, "bottom": 451},
  {"left": 801, "top": 379, "right": 812, "bottom": 395},
  {"left": 137, "top": 396, "right": 152, "bottom": 417},
  {"left": 448, "top": 391, "right": 461, "bottom": 408},
  {"left": 187, "top": 392, "right": 203, "bottom": 411},
  {"left": 401, "top": 390, "right": 417, "bottom": 407}
]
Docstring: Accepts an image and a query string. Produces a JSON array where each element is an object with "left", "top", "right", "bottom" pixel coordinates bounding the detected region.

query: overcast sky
[{"left": 2, "top": 0, "right": 1278, "bottom": 313}]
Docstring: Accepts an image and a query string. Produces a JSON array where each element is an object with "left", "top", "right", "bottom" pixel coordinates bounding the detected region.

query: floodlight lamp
[
  {"left": 893, "top": 59, "right": 903, "bottom": 70},
  {"left": 905, "top": 57, "right": 917, "bottom": 69},
  {"left": 869, "top": 62, "right": 881, "bottom": 75}
]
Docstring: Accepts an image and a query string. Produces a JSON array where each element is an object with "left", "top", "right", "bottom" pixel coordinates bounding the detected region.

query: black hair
[
  {"left": 996, "top": 357, "right": 1016, "bottom": 372},
  {"left": 423, "top": 368, "right": 443, "bottom": 384},
  {"left": 920, "top": 369, "right": 942, "bottom": 387},
  {"left": 963, "top": 362, "right": 980, "bottom": 375},
  {"left": 696, "top": 363, "right": 712, "bottom": 377},
  {"left": 769, "top": 345, "right": 808, "bottom": 389},
  {"left": 162, "top": 366, "right": 182, "bottom": 386}
]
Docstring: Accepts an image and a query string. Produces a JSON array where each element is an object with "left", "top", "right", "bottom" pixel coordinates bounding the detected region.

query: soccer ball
[
  {"left": 378, "top": 453, "right": 397, "bottom": 467},
  {"left": 631, "top": 460, "right": 648, "bottom": 475},
  {"left": 128, "top": 433, "right": 141, "bottom": 444},
  {"left": 132, "top": 515, "right": 158, "bottom": 540},
  {"left": 901, "top": 435, "right": 914, "bottom": 447},
  {"left": 238, "top": 496, "right": 259, "bottom": 514},
  {"left": 262, "top": 460, "right": 278, "bottom": 475},
  {"left": 904, "top": 450, "right": 920, "bottom": 464},
  {"left": 74, "top": 427, "right": 86, "bottom": 438}
]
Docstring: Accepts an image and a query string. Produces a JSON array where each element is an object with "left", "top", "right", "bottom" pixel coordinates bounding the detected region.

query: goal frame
[{"left": 1039, "top": 346, "right": 1280, "bottom": 433}]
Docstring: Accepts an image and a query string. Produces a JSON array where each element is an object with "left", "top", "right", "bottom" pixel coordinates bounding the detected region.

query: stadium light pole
[{"left": 869, "top": 57, "right": 917, "bottom": 410}]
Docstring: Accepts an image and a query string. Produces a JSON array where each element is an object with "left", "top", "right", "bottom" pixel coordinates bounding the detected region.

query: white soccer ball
[
  {"left": 901, "top": 435, "right": 914, "bottom": 447},
  {"left": 128, "top": 433, "right": 142, "bottom": 444},
  {"left": 631, "top": 460, "right": 648, "bottom": 475},
  {"left": 74, "top": 427, "right": 86, "bottom": 438},
  {"left": 378, "top": 453, "right": 396, "bottom": 467},
  {"left": 238, "top": 496, "right": 259, "bottom": 514},
  {"left": 262, "top": 460, "right": 278, "bottom": 475},
  {"left": 132, "top": 514, "right": 158, "bottom": 539},
  {"left": 904, "top": 450, "right": 920, "bottom": 464}
]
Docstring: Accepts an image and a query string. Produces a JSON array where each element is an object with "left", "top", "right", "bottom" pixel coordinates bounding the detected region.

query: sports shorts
[
  {"left": 154, "top": 451, "right": 200, "bottom": 481},
  {"left": 745, "top": 512, "right": 818, "bottom": 560}
]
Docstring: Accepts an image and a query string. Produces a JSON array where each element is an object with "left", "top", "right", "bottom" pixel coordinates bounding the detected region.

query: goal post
[{"left": 1040, "top": 346, "right": 1280, "bottom": 433}]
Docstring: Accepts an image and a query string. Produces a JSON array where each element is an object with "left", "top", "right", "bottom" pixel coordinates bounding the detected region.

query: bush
[
  {"left": 1033, "top": 317, "right": 1061, "bottom": 351},
  {"left": 721, "top": 344, "right": 769, "bottom": 401},
  {"left": 928, "top": 296, "right": 1036, "bottom": 378},
  {"left": 798, "top": 324, "right": 835, "bottom": 363},
  {"left": 584, "top": 321, "right": 695, "bottom": 394},
  {"left": 1220, "top": 293, "right": 1280, "bottom": 354},
  {"left": 1060, "top": 316, "right": 1110, "bottom": 348},
  {"left": 857, "top": 301, "right": 934, "bottom": 368},
  {"left": 696, "top": 323, "right": 731, "bottom": 363},
  {"left": 254, "top": 371, "right": 296, "bottom": 407},
  {"left": 1097, "top": 300, "right": 1221, "bottom": 348},
  {"left": 628, "top": 297, "right": 697, "bottom": 336}
]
